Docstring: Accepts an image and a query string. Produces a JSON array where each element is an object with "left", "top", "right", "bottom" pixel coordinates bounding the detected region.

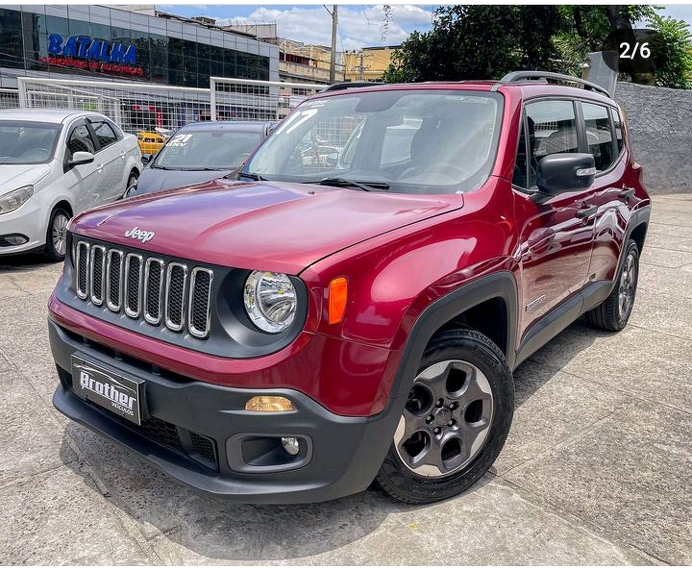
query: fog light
[
  {"left": 281, "top": 436, "right": 300, "bottom": 456},
  {"left": 0, "top": 233, "right": 29, "bottom": 246},
  {"left": 245, "top": 396, "right": 296, "bottom": 412}
]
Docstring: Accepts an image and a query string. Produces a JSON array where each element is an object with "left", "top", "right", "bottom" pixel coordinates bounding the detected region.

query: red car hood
[{"left": 71, "top": 178, "right": 462, "bottom": 274}]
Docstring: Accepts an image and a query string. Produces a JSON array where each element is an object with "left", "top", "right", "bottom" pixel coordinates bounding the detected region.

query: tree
[
  {"left": 383, "top": 4, "right": 692, "bottom": 90},
  {"left": 646, "top": 14, "right": 692, "bottom": 88},
  {"left": 383, "top": 5, "right": 565, "bottom": 82}
]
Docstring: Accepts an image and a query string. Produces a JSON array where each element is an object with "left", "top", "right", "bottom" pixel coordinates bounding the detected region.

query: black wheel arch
[{"left": 388, "top": 271, "right": 519, "bottom": 403}]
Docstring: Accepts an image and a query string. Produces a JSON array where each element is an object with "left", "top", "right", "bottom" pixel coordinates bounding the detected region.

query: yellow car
[{"left": 136, "top": 131, "right": 166, "bottom": 155}]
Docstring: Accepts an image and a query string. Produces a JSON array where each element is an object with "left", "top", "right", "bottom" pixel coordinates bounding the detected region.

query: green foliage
[
  {"left": 384, "top": 4, "right": 692, "bottom": 89},
  {"left": 383, "top": 5, "right": 565, "bottom": 82},
  {"left": 646, "top": 14, "right": 692, "bottom": 88}
]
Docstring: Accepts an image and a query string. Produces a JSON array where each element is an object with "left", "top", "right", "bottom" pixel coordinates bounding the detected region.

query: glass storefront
[{"left": 0, "top": 6, "right": 272, "bottom": 87}]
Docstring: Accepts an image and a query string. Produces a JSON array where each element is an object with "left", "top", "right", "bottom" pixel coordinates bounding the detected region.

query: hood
[
  {"left": 72, "top": 178, "right": 462, "bottom": 274},
  {"left": 0, "top": 164, "right": 52, "bottom": 192},
  {"left": 129, "top": 167, "right": 235, "bottom": 196}
]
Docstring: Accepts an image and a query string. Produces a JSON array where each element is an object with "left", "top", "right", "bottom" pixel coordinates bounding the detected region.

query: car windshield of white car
[
  {"left": 0, "top": 121, "right": 60, "bottom": 165},
  {"left": 153, "top": 129, "right": 263, "bottom": 170}
]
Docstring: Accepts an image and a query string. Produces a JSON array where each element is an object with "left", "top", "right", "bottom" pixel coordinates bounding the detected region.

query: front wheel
[
  {"left": 376, "top": 328, "right": 514, "bottom": 504},
  {"left": 124, "top": 170, "right": 139, "bottom": 198},
  {"left": 44, "top": 206, "right": 70, "bottom": 262}
]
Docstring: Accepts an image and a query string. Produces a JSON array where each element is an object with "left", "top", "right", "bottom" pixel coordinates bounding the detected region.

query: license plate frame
[{"left": 71, "top": 356, "right": 144, "bottom": 425}]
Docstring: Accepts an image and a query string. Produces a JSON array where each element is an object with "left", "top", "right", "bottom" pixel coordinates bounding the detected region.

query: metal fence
[
  {"left": 210, "top": 77, "right": 325, "bottom": 121},
  {"left": 0, "top": 88, "right": 19, "bottom": 109},
  {"left": 11, "top": 76, "right": 326, "bottom": 135}
]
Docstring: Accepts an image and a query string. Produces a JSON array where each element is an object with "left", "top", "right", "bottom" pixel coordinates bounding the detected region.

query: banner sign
[{"left": 43, "top": 33, "right": 144, "bottom": 76}]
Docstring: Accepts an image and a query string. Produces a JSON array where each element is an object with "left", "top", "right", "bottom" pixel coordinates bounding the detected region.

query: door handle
[
  {"left": 619, "top": 186, "right": 635, "bottom": 199},
  {"left": 576, "top": 206, "right": 597, "bottom": 219}
]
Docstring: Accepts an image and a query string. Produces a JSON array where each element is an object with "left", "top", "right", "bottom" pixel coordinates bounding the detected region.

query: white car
[{"left": 0, "top": 109, "right": 141, "bottom": 261}]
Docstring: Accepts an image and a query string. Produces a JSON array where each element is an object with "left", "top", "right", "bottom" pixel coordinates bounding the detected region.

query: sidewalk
[{"left": 0, "top": 194, "right": 690, "bottom": 564}]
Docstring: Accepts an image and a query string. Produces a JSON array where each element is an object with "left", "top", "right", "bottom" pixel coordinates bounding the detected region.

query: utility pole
[{"left": 326, "top": 5, "right": 338, "bottom": 83}]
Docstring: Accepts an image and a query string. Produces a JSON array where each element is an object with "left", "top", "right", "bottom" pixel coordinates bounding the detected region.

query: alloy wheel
[
  {"left": 394, "top": 359, "right": 494, "bottom": 478},
  {"left": 51, "top": 212, "right": 69, "bottom": 257},
  {"left": 618, "top": 250, "right": 637, "bottom": 319}
]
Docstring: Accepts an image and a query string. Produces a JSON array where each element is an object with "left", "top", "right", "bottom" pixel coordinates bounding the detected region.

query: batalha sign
[{"left": 41, "top": 33, "right": 145, "bottom": 76}]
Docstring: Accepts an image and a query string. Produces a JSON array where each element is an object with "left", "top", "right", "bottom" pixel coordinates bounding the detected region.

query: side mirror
[
  {"left": 141, "top": 154, "right": 153, "bottom": 166},
  {"left": 535, "top": 153, "right": 596, "bottom": 199},
  {"left": 68, "top": 151, "right": 94, "bottom": 167}
]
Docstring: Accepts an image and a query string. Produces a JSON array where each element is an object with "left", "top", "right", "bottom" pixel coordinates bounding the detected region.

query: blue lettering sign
[
  {"left": 48, "top": 34, "right": 62, "bottom": 55},
  {"left": 46, "top": 33, "right": 137, "bottom": 65}
]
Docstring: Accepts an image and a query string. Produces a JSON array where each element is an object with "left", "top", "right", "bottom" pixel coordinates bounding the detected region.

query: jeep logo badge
[{"left": 125, "top": 226, "right": 155, "bottom": 243}]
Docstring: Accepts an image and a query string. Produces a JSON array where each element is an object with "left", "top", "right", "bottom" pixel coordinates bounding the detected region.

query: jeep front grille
[{"left": 74, "top": 240, "right": 214, "bottom": 339}]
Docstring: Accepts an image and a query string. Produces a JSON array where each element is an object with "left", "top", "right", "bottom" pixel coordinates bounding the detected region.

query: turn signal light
[
  {"left": 328, "top": 277, "right": 348, "bottom": 325},
  {"left": 245, "top": 396, "right": 296, "bottom": 412}
]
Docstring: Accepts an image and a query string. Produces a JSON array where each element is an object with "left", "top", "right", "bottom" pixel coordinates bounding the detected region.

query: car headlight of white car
[
  {"left": 0, "top": 185, "right": 34, "bottom": 215},
  {"left": 243, "top": 270, "right": 297, "bottom": 333}
]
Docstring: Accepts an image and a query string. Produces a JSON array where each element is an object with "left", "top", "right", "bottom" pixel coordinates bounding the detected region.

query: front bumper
[
  {"left": 49, "top": 318, "right": 403, "bottom": 503},
  {"left": 0, "top": 199, "right": 46, "bottom": 255}
]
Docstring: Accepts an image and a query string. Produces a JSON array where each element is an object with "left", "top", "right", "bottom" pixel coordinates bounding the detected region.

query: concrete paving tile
[
  {"left": 0, "top": 465, "right": 153, "bottom": 565},
  {"left": 643, "top": 232, "right": 692, "bottom": 253},
  {"left": 529, "top": 323, "right": 692, "bottom": 413},
  {"left": 0, "top": 293, "right": 63, "bottom": 409},
  {"left": 503, "top": 401, "right": 692, "bottom": 565},
  {"left": 64, "top": 422, "right": 192, "bottom": 540},
  {"left": 638, "top": 263, "right": 692, "bottom": 299},
  {"left": 646, "top": 221, "right": 692, "bottom": 239},
  {"left": 0, "top": 267, "right": 62, "bottom": 296},
  {"left": 0, "top": 347, "right": 12, "bottom": 372},
  {"left": 147, "top": 478, "right": 652, "bottom": 565},
  {"left": 639, "top": 246, "right": 692, "bottom": 268},
  {"left": 628, "top": 289, "right": 692, "bottom": 341},
  {"left": 0, "top": 371, "right": 76, "bottom": 487},
  {"left": 495, "top": 361, "right": 636, "bottom": 474}
]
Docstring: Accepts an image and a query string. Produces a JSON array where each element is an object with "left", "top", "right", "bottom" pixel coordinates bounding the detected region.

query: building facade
[
  {"left": 343, "top": 46, "right": 397, "bottom": 83},
  {"left": 0, "top": 5, "right": 279, "bottom": 91}
]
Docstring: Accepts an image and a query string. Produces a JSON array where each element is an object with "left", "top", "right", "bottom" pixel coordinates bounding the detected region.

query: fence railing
[
  {"left": 210, "top": 77, "right": 325, "bottom": 121},
  {"left": 0, "top": 88, "right": 19, "bottom": 110},
  {"left": 12, "top": 76, "right": 327, "bottom": 134}
]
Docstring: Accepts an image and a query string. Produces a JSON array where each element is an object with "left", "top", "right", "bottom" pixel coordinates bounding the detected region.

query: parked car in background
[
  {"left": 125, "top": 121, "right": 275, "bottom": 198},
  {"left": 0, "top": 108, "right": 141, "bottom": 261},
  {"left": 137, "top": 131, "right": 166, "bottom": 155}
]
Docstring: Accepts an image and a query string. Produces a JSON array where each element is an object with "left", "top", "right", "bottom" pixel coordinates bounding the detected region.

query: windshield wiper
[
  {"left": 319, "top": 177, "right": 390, "bottom": 192},
  {"left": 238, "top": 172, "right": 268, "bottom": 181}
]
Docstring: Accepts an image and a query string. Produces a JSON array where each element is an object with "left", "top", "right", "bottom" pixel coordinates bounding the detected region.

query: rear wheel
[
  {"left": 586, "top": 239, "right": 639, "bottom": 331},
  {"left": 44, "top": 206, "right": 70, "bottom": 262},
  {"left": 376, "top": 328, "right": 514, "bottom": 504}
]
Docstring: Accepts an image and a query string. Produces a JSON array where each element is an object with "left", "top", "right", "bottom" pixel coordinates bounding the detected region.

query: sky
[
  {"left": 156, "top": 4, "right": 436, "bottom": 51},
  {"left": 156, "top": 3, "right": 692, "bottom": 52}
]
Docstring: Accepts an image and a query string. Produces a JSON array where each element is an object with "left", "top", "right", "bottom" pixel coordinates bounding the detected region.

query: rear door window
[{"left": 581, "top": 102, "right": 616, "bottom": 172}]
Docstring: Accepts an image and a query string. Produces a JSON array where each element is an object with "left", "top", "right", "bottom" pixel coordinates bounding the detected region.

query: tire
[
  {"left": 44, "top": 206, "right": 70, "bottom": 262},
  {"left": 125, "top": 170, "right": 139, "bottom": 198},
  {"left": 376, "top": 328, "right": 514, "bottom": 504},
  {"left": 586, "top": 239, "right": 639, "bottom": 332}
]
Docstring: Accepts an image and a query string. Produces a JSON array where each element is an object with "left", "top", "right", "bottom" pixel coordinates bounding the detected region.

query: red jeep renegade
[{"left": 49, "top": 72, "right": 650, "bottom": 504}]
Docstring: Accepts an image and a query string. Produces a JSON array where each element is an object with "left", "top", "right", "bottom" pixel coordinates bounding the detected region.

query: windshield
[
  {"left": 0, "top": 121, "right": 60, "bottom": 165},
  {"left": 243, "top": 89, "right": 502, "bottom": 194},
  {"left": 153, "top": 128, "right": 264, "bottom": 170}
]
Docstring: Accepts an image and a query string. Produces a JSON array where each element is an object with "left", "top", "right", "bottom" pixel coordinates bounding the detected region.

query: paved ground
[{"left": 0, "top": 194, "right": 691, "bottom": 565}]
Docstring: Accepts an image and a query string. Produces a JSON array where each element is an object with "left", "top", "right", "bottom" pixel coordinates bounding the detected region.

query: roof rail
[
  {"left": 324, "top": 81, "right": 384, "bottom": 92},
  {"left": 494, "top": 71, "right": 612, "bottom": 98}
]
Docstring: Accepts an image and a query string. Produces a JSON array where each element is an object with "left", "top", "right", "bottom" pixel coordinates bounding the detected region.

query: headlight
[
  {"left": 0, "top": 185, "right": 34, "bottom": 215},
  {"left": 244, "top": 271, "right": 297, "bottom": 333}
]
